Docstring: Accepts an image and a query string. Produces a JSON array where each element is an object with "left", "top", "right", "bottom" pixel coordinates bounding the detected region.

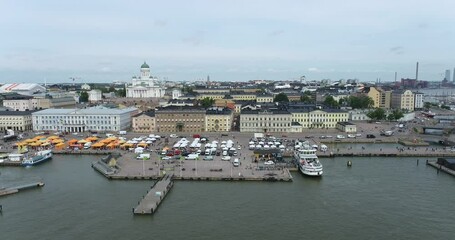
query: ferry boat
[
  {"left": 294, "top": 147, "right": 323, "bottom": 176},
  {"left": 22, "top": 150, "right": 53, "bottom": 166}
]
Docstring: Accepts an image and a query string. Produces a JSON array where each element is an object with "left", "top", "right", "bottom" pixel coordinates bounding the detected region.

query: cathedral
[{"left": 125, "top": 62, "right": 165, "bottom": 98}]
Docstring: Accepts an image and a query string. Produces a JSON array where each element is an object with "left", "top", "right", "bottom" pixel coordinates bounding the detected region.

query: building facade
[
  {"left": 88, "top": 90, "right": 103, "bottom": 102},
  {"left": 365, "top": 86, "right": 391, "bottom": 109},
  {"left": 391, "top": 90, "right": 415, "bottom": 111},
  {"left": 414, "top": 92, "right": 424, "bottom": 110},
  {"left": 32, "top": 107, "right": 138, "bottom": 133},
  {"left": 2, "top": 95, "right": 35, "bottom": 111},
  {"left": 125, "top": 62, "right": 165, "bottom": 98},
  {"left": 289, "top": 108, "right": 349, "bottom": 129},
  {"left": 205, "top": 108, "right": 233, "bottom": 132},
  {"left": 240, "top": 108, "right": 292, "bottom": 133},
  {"left": 132, "top": 111, "right": 155, "bottom": 133},
  {"left": 155, "top": 106, "right": 206, "bottom": 133},
  {"left": 0, "top": 111, "right": 35, "bottom": 131}
]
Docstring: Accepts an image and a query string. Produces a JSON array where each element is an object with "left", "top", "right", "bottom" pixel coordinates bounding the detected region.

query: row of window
[{"left": 37, "top": 115, "right": 118, "bottom": 120}]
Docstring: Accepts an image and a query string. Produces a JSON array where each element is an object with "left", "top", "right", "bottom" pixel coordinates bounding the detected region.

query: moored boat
[
  {"left": 22, "top": 150, "right": 53, "bottom": 166},
  {"left": 294, "top": 147, "right": 323, "bottom": 176}
]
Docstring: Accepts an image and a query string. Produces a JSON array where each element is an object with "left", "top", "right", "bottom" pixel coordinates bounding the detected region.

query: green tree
[
  {"left": 441, "top": 105, "right": 450, "bottom": 110},
  {"left": 79, "top": 91, "right": 89, "bottom": 103},
  {"left": 300, "top": 91, "right": 313, "bottom": 103},
  {"left": 182, "top": 86, "right": 194, "bottom": 94},
  {"left": 115, "top": 86, "right": 126, "bottom": 97},
  {"left": 274, "top": 93, "right": 289, "bottom": 102},
  {"left": 324, "top": 96, "right": 339, "bottom": 108},
  {"left": 367, "top": 108, "right": 386, "bottom": 120},
  {"left": 200, "top": 97, "right": 215, "bottom": 108},
  {"left": 347, "top": 95, "right": 374, "bottom": 109}
]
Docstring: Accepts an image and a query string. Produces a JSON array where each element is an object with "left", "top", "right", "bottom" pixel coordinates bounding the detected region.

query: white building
[
  {"left": 2, "top": 95, "right": 36, "bottom": 111},
  {"left": 81, "top": 83, "right": 91, "bottom": 90},
  {"left": 172, "top": 89, "right": 182, "bottom": 99},
  {"left": 88, "top": 90, "right": 102, "bottom": 102},
  {"left": 414, "top": 92, "right": 424, "bottom": 110},
  {"left": 32, "top": 106, "right": 138, "bottom": 133},
  {"left": 125, "top": 62, "right": 165, "bottom": 98},
  {"left": 0, "top": 83, "right": 46, "bottom": 96}
]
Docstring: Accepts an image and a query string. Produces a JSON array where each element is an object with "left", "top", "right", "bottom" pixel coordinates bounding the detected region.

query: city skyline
[{"left": 1, "top": 0, "right": 455, "bottom": 83}]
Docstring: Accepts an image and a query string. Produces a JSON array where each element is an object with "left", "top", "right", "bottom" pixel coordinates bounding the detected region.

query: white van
[
  {"left": 222, "top": 150, "right": 228, "bottom": 156},
  {"left": 119, "top": 131, "right": 127, "bottom": 135},
  {"left": 106, "top": 133, "right": 114, "bottom": 138},
  {"left": 83, "top": 142, "right": 92, "bottom": 149},
  {"left": 233, "top": 158, "right": 240, "bottom": 167},
  {"left": 185, "top": 154, "right": 199, "bottom": 160}
]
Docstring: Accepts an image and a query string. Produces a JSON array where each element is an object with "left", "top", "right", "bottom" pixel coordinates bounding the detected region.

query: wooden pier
[
  {"left": 133, "top": 174, "right": 174, "bottom": 215},
  {"left": 426, "top": 161, "right": 455, "bottom": 177},
  {"left": 0, "top": 181, "right": 45, "bottom": 197}
]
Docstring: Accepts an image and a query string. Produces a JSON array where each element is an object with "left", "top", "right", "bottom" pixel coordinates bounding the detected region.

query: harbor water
[{"left": 1, "top": 155, "right": 454, "bottom": 240}]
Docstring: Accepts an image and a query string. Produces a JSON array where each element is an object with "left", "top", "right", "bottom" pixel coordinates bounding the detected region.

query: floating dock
[
  {"left": 133, "top": 174, "right": 174, "bottom": 215},
  {"left": 0, "top": 181, "right": 45, "bottom": 197},
  {"left": 426, "top": 161, "right": 455, "bottom": 177}
]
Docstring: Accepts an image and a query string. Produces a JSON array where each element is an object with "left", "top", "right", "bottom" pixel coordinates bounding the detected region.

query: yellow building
[
  {"left": 132, "top": 111, "right": 155, "bottom": 133},
  {"left": 391, "top": 90, "right": 415, "bottom": 111},
  {"left": 364, "top": 86, "right": 392, "bottom": 109},
  {"left": 256, "top": 94, "right": 274, "bottom": 103},
  {"left": 195, "top": 93, "right": 225, "bottom": 100},
  {"left": 0, "top": 110, "right": 34, "bottom": 131},
  {"left": 290, "top": 108, "right": 349, "bottom": 129},
  {"left": 231, "top": 92, "right": 257, "bottom": 101},
  {"left": 205, "top": 108, "right": 233, "bottom": 132}
]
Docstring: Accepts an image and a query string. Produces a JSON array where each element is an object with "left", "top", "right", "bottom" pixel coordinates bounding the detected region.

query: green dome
[{"left": 141, "top": 62, "right": 150, "bottom": 68}]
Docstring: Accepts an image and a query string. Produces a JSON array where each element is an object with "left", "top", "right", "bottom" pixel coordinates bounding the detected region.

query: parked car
[
  {"left": 221, "top": 156, "right": 231, "bottom": 161},
  {"left": 367, "top": 134, "right": 376, "bottom": 138},
  {"left": 203, "top": 156, "right": 214, "bottom": 161},
  {"left": 336, "top": 135, "right": 346, "bottom": 139},
  {"left": 233, "top": 158, "right": 240, "bottom": 167},
  {"left": 162, "top": 156, "right": 172, "bottom": 160},
  {"left": 170, "top": 134, "right": 178, "bottom": 138},
  {"left": 264, "top": 160, "right": 275, "bottom": 165}
]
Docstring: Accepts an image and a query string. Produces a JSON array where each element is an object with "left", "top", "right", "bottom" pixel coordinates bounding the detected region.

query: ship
[
  {"left": 22, "top": 150, "right": 53, "bottom": 166},
  {"left": 294, "top": 146, "right": 323, "bottom": 176}
]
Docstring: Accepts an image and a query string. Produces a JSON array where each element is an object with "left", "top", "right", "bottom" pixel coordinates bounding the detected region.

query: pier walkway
[
  {"left": 426, "top": 161, "right": 455, "bottom": 177},
  {"left": 133, "top": 174, "right": 174, "bottom": 215},
  {"left": 0, "top": 181, "right": 44, "bottom": 197}
]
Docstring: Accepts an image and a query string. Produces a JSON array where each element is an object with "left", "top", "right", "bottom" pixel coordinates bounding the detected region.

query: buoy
[{"left": 347, "top": 161, "right": 352, "bottom": 167}]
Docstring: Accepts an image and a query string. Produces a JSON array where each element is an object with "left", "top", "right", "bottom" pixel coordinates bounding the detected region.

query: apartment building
[
  {"left": 0, "top": 110, "right": 35, "bottom": 131},
  {"left": 132, "top": 111, "right": 156, "bottom": 133},
  {"left": 391, "top": 90, "right": 415, "bottom": 111},
  {"left": 205, "top": 107, "right": 233, "bottom": 132},
  {"left": 155, "top": 106, "right": 206, "bottom": 133}
]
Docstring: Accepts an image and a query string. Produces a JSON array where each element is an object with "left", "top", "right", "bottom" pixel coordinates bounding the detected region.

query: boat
[
  {"left": 22, "top": 150, "right": 53, "bottom": 166},
  {"left": 294, "top": 147, "right": 323, "bottom": 176}
]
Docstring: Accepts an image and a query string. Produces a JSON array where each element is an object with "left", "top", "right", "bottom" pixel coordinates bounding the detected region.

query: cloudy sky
[{"left": 0, "top": 0, "right": 454, "bottom": 83}]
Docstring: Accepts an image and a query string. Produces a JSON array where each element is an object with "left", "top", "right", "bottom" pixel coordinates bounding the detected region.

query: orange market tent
[
  {"left": 86, "top": 137, "right": 98, "bottom": 142},
  {"left": 77, "top": 140, "right": 87, "bottom": 144},
  {"left": 54, "top": 143, "right": 66, "bottom": 150},
  {"left": 68, "top": 139, "right": 78, "bottom": 144},
  {"left": 91, "top": 142, "right": 105, "bottom": 148}
]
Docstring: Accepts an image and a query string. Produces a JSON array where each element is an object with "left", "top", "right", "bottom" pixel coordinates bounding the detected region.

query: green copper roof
[{"left": 141, "top": 62, "right": 150, "bottom": 68}]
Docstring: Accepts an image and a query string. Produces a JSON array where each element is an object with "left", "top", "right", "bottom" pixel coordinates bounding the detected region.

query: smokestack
[
  {"left": 416, "top": 62, "right": 419, "bottom": 81},
  {"left": 394, "top": 72, "right": 397, "bottom": 82},
  {"left": 453, "top": 68, "right": 455, "bottom": 82}
]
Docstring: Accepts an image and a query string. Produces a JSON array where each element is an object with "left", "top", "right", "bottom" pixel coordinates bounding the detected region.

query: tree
[
  {"left": 367, "top": 108, "right": 386, "bottom": 120},
  {"left": 115, "top": 86, "right": 126, "bottom": 97},
  {"left": 300, "top": 91, "right": 313, "bottom": 103},
  {"left": 79, "top": 91, "right": 89, "bottom": 103},
  {"left": 200, "top": 97, "right": 215, "bottom": 108},
  {"left": 274, "top": 93, "right": 289, "bottom": 102},
  {"left": 324, "top": 96, "right": 339, "bottom": 108},
  {"left": 347, "top": 95, "right": 374, "bottom": 109}
]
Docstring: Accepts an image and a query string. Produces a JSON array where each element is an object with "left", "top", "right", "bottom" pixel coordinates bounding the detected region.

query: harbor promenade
[{"left": 133, "top": 174, "right": 174, "bottom": 215}]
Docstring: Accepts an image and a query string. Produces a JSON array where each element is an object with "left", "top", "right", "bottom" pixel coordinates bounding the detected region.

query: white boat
[
  {"left": 22, "top": 150, "right": 53, "bottom": 166},
  {"left": 294, "top": 147, "right": 323, "bottom": 176}
]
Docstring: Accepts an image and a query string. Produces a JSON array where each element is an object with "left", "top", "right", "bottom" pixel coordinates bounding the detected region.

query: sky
[{"left": 0, "top": 0, "right": 455, "bottom": 83}]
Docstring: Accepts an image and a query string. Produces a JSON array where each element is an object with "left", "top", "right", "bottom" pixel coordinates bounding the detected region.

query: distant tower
[
  {"left": 453, "top": 68, "right": 455, "bottom": 82},
  {"left": 415, "top": 62, "right": 419, "bottom": 81},
  {"left": 445, "top": 69, "right": 451, "bottom": 81},
  {"left": 394, "top": 72, "right": 397, "bottom": 82}
]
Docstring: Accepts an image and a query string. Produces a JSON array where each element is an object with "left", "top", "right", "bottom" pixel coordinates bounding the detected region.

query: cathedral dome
[{"left": 141, "top": 62, "right": 150, "bottom": 69}]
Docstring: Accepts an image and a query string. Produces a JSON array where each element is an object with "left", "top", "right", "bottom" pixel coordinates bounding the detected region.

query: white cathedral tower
[{"left": 125, "top": 62, "right": 165, "bottom": 98}]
